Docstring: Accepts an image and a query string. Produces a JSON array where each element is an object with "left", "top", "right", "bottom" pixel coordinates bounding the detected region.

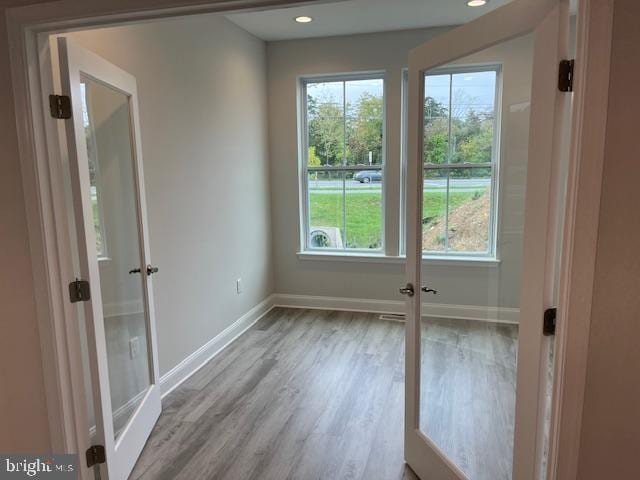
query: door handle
[
  {"left": 399, "top": 283, "right": 415, "bottom": 297},
  {"left": 129, "top": 268, "right": 141, "bottom": 274},
  {"left": 146, "top": 265, "right": 159, "bottom": 276},
  {"left": 400, "top": 284, "right": 437, "bottom": 296}
]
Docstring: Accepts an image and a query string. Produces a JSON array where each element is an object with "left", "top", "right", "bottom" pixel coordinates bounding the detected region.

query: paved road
[{"left": 308, "top": 178, "right": 490, "bottom": 193}]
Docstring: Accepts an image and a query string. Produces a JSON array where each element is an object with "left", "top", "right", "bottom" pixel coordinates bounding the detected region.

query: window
[
  {"left": 421, "top": 66, "right": 500, "bottom": 257},
  {"left": 80, "top": 82, "right": 109, "bottom": 259},
  {"left": 300, "top": 74, "right": 385, "bottom": 252}
]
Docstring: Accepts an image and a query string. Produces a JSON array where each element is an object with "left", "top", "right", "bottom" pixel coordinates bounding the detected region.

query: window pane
[
  {"left": 80, "top": 82, "right": 106, "bottom": 258},
  {"left": 421, "top": 68, "right": 498, "bottom": 256},
  {"left": 424, "top": 74, "right": 450, "bottom": 166},
  {"left": 307, "top": 82, "right": 345, "bottom": 166},
  {"left": 345, "top": 79, "right": 384, "bottom": 166},
  {"left": 308, "top": 170, "right": 345, "bottom": 249},
  {"left": 447, "top": 167, "right": 492, "bottom": 253},
  {"left": 304, "top": 76, "right": 385, "bottom": 252},
  {"left": 450, "top": 71, "right": 497, "bottom": 164},
  {"left": 422, "top": 168, "right": 448, "bottom": 253},
  {"left": 345, "top": 169, "right": 383, "bottom": 249}
]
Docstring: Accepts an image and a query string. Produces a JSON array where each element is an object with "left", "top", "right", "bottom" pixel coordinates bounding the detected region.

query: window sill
[
  {"left": 297, "top": 251, "right": 500, "bottom": 266},
  {"left": 421, "top": 255, "right": 500, "bottom": 267},
  {"left": 297, "top": 251, "right": 403, "bottom": 264}
]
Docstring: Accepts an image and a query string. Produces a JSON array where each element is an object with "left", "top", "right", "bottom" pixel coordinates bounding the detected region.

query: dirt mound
[{"left": 422, "top": 192, "right": 490, "bottom": 252}]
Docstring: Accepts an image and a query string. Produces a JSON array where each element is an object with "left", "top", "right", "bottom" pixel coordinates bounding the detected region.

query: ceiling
[{"left": 226, "top": 0, "right": 514, "bottom": 41}]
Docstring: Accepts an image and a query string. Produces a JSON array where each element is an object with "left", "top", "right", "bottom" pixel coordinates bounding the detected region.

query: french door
[
  {"left": 403, "top": 0, "right": 570, "bottom": 479},
  {"left": 57, "top": 37, "right": 161, "bottom": 480}
]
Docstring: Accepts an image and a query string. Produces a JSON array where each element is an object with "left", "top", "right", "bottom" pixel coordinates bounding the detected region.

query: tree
[
  {"left": 346, "top": 93, "right": 383, "bottom": 165},
  {"left": 308, "top": 146, "right": 321, "bottom": 167},
  {"left": 425, "top": 129, "right": 449, "bottom": 165},
  {"left": 424, "top": 96, "right": 447, "bottom": 126},
  {"left": 423, "top": 96, "right": 449, "bottom": 164},
  {"left": 456, "top": 115, "right": 493, "bottom": 164},
  {"left": 307, "top": 93, "right": 344, "bottom": 165}
]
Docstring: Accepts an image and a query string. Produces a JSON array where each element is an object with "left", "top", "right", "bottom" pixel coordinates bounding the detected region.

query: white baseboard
[
  {"left": 159, "top": 295, "right": 275, "bottom": 398},
  {"left": 273, "top": 293, "right": 404, "bottom": 315},
  {"left": 103, "top": 299, "right": 143, "bottom": 319},
  {"left": 89, "top": 389, "right": 148, "bottom": 440},
  {"left": 272, "top": 293, "right": 519, "bottom": 324}
]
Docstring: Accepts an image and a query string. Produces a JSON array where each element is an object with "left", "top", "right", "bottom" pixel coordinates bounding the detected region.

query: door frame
[{"left": 5, "top": 0, "right": 611, "bottom": 479}]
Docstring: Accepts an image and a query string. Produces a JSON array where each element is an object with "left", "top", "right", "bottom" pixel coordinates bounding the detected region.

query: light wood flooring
[{"left": 131, "top": 308, "right": 517, "bottom": 480}]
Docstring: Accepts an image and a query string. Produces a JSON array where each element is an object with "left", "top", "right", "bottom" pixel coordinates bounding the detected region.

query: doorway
[{"left": 7, "top": 0, "right": 584, "bottom": 480}]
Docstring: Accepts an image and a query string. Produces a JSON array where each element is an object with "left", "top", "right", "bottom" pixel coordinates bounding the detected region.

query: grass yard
[{"left": 309, "top": 189, "right": 480, "bottom": 249}]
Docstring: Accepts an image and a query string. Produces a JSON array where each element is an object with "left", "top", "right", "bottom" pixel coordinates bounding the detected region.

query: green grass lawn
[{"left": 309, "top": 190, "right": 479, "bottom": 249}]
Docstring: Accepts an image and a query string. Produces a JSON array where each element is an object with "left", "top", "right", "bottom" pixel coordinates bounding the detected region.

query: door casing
[{"left": 5, "top": 0, "right": 612, "bottom": 479}]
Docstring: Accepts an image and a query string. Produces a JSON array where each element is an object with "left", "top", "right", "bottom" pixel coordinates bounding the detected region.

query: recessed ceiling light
[
  {"left": 295, "top": 16, "right": 313, "bottom": 23},
  {"left": 466, "top": 0, "right": 488, "bottom": 6}
]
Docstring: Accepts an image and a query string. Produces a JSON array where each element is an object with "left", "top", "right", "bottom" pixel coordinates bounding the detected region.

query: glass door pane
[
  {"left": 419, "top": 33, "right": 534, "bottom": 480},
  {"left": 81, "top": 76, "right": 151, "bottom": 441}
]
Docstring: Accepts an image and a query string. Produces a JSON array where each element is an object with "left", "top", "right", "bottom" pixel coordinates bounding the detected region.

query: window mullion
[
  {"left": 342, "top": 81, "right": 347, "bottom": 247},
  {"left": 444, "top": 73, "right": 453, "bottom": 253}
]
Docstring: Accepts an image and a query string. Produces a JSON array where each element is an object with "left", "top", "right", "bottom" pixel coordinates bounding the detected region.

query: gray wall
[
  {"left": 576, "top": 1, "right": 640, "bottom": 477},
  {"left": 267, "top": 28, "right": 533, "bottom": 310},
  {"left": 68, "top": 13, "right": 273, "bottom": 377}
]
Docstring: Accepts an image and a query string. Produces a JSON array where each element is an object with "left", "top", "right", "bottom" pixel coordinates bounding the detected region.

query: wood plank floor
[
  {"left": 420, "top": 317, "right": 518, "bottom": 480},
  {"left": 131, "top": 308, "right": 517, "bottom": 480}
]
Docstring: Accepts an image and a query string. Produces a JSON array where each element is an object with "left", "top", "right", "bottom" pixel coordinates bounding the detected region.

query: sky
[
  {"left": 307, "top": 78, "right": 383, "bottom": 111},
  {"left": 306, "top": 71, "right": 496, "bottom": 118},
  {"left": 426, "top": 70, "right": 497, "bottom": 117}
]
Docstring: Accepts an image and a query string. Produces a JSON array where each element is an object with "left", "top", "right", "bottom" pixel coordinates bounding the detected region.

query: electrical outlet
[
  {"left": 129, "top": 336, "right": 141, "bottom": 359},
  {"left": 236, "top": 278, "right": 243, "bottom": 294}
]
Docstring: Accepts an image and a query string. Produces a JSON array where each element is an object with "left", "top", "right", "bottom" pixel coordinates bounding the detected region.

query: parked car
[{"left": 353, "top": 170, "right": 383, "bottom": 183}]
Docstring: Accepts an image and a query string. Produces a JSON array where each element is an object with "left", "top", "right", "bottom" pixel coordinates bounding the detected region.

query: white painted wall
[
  {"left": 267, "top": 28, "right": 534, "bottom": 312},
  {"left": 67, "top": 13, "right": 273, "bottom": 378}
]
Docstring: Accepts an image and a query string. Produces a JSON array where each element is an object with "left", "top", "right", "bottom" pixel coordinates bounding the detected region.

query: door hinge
[
  {"left": 558, "top": 59, "right": 575, "bottom": 92},
  {"left": 86, "top": 444, "right": 106, "bottom": 468},
  {"left": 49, "top": 94, "right": 72, "bottom": 119},
  {"left": 69, "top": 278, "right": 91, "bottom": 303},
  {"left": 543, "top": 307, "right": 557, "bottom": 336}
]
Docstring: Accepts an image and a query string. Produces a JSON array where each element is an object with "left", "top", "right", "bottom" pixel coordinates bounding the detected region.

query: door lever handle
[
  {"left": 146, "top": 265, "right": 159, "bottom": 276},
  {"left": 421, "top": 286, "right": 437, "bottom": 294},
  {"left": 399, "top": 283, "right": 415, "bottom": 297},
  {"left": 129, "top": 268, "right": 141, "bottom": 274}
]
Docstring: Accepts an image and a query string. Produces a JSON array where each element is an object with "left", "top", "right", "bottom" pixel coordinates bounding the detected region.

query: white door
[
  {"left": 57, "top": 37, "right": 161, "bottom": 480},
  {"left": 403, "top": 0, "right": 570, "bottom": 479}
]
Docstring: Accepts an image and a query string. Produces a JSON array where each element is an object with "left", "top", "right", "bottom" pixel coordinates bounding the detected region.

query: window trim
[
  {"left": 296, "top": 250, "right": 501, "bottom": 267},
  {"left": 401, "top": 63, "right": 503, "bottom": 260},
  {"left": 298, "top": 71, "right": 387, "bottom": 254}
]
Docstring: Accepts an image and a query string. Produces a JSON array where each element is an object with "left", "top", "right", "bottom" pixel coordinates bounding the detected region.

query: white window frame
[
  {"left": 401, "top": 63, "right": 503, "bottom": 260},
  {"left": 298, "top": 71, "right": 387, "bottom": 254}
]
